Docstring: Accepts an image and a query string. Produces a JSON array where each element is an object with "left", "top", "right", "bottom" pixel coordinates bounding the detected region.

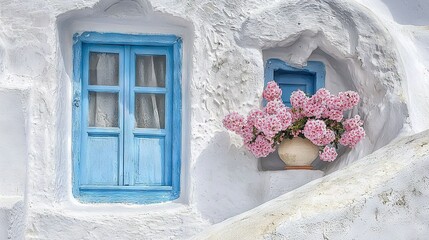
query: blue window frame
[
  {"left": 265, "top": 59, "right": 325, "bottom": 106},
  {"left": 72, "top": 32, "right": 182, "bottom": 204}
]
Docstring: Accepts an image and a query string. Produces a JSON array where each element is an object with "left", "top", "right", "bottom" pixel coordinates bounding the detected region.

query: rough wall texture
[
  {"left": 0, "top": 198, "right": 25, "bottom": 240},
  {"left": 195, "top": 130, "right": 429, "bottom": 239},
  {"left": 0, "top": 0, "right": 428, "bottom": 239}
]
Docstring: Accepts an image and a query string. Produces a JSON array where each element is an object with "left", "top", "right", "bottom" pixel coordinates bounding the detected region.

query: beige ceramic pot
[{"left": 277, "top": 137, "right": 319, "bottom": 166}]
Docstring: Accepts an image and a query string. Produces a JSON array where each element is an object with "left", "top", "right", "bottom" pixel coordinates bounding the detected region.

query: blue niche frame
[
  {"left": 264, "top": 58, "right": 325, "bottom": 105},
  {"left": 72, "top": 32, "right": 182, "bottom": 204}
]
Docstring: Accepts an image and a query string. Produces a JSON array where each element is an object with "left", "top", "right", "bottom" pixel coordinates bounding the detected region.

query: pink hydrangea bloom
[
  {"left": 223, "top": 112, "right": 245, "bottom": 134},
  {"left": 303, "top": 120, "right": 336, "bottom": 146},
  {"left": 313, "top": 88, "right": 331, "bottom": 102},
  {"left": 303, "top": 97, "right": 325, "bottom": 118},
  {"left": 319, "top": 146, "right": 338, "bottom": 162},
  {"left": 339, "top": 126, "right": 365, "bottom": 147},
  {"left": 247, "top": 109, "right": 265, "bottom": 126},
  {"left": 312, "top": 129, "right": 336, "bottom": 146},
  {"left": 245, "top": 135, "right": 275, "bottom": 157},
  {"left": 292, "top": 130, "right": 302, "bottom": 137},
  {"left": 303, "top": 120, "right": 326, "bottom": 141},
  {"left": 340, "top": 91, "right": 360, "bottom": 110},
  {"left": 260, "top": 115, "right": 283, "bottom": 139},
  {"left": 286, "top": 108, "right": 302, "bottom": 122},
  {"left": 240, "top": 124, "right": 255, "bottom": 143},
  {"left": 343, "top": 115, "right": 363, "bottom": 131},
  {"left": 276, "top": 106, "right": 292, "bottom": 130},
  {"left": 263, "top": 81, "right": 282, "bottom": 101},
  {"left": 290, "top": 90, "right": 307, "bottom": 109},
  {"left": 327, "top": 91, "right": 360, "bottom": 111},
  {"left": 326, "top": 95, "right": 343, "bottom": 111},
  {"left": 322, "top": 109, "right": 343, "bottom": 122},
  {"left": 264, "top": 100, "right": 284, "bottom": 115}
]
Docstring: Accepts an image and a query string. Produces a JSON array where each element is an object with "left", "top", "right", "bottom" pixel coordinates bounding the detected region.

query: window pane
[
  {"left": 135, "top": 55, "right": 166, "bottom": 87},
  {"left": 89, "top": 52, "right": 119, "bottom": 86},
  {"left": 135, "top": 94, "right": 165, "bottom": 129},
  {"left": 88, "top": 92, "right": 119, "bottom": 127}
]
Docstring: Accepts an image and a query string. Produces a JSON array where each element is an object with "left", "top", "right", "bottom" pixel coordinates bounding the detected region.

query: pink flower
[
  {"left": 326, "top": 95, "right": 343, "bottom": 111},
  {"left": 290, "top": 90, "right": 307, "bottom": 109},
  {"left": 276, "top": 106, "right": 292, "bottom": 130},
  {"left": 264, "top": 100, "right": 285, "bottom": 115},
  {"left": 340, "top": 91, "right": 360, "bottom": 110},
  {"left": 343, "top": 115, "right": 363, "bottom": 131},
  {"left": 319, "top": 146, "right": 338, "bottom": 162},
  {"left": 263, "top": 81, "right": 282, "bottom": 101},
  {"left": 303, "top": 120, "right": 326, "bottom": 141},
  {"left": 339, "top": 126, "right": 365, "bottom": 148},
  {"left": 327, "top": 91, "right": 360, "bottom": 111},
  {"left": 260, "top": 115, "right": 283, "bottom": 139},
  {"left": 303, "top": 96, "right": 325, "bottom": 118},
  {"left": 247, "top": 109, "right": 265, "bottom": 126},
  {"left": 313, "top": 129, "right": 336, "bottom": 146},
  {"left": 240, "top": 124, "right": 255, "bottom": 143},
  {"left": 322, "top": 109, "right": 343, "bottom": 122},
  {"left": 288, "top": 108, "right": 304, "bottom": 122},
  {"left": 223, "top": 112, "right": 245, "bottom": 134},
  {"left": 303, "top": 120, "right": 336, "bottom": 146},
  {"left": 292, "top": 130, "right": 302, "bottom": 137},
  {"left": 245, "top": 135, "right": 275, "bottom": 157},
  {"left": 313, "top": 88, "right": 331, "bottom": 102}
]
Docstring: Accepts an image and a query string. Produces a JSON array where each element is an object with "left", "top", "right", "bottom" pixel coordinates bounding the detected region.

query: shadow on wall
[
  {"left": 193, "top": 132, "right": 264, "bottom": 223},
  {"left": 380, "top": 0, "right": 429, "bottom": 25}
]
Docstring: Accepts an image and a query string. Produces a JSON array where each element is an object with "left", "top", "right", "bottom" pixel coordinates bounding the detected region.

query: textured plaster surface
[
  {"left": 196, "top": 130, "right": 429, "bottom": 239},
  {"left": 0, "top": 0, "right": 428, "bottom": 239},
  {"left": 0, "top": 90, "right": 28, "bottom": 196},
  {"left": 0, "top": 197, "right": 25, "bottom": 240}
]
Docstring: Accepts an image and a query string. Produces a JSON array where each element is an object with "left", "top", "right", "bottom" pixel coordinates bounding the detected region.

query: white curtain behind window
[
  {"left": 89, "top": 53, "right": 119, "bottom": 127},
  {"left": 135, "top": 56, "right": 165, "bottom": 129}
]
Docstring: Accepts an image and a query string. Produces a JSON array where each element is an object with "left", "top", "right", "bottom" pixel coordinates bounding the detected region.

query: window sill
[{"left": 75, "top": 187, "right": 179, "bottom": 204}]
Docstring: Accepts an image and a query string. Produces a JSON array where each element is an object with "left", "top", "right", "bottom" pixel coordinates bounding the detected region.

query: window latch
[{"left": 73, "top": 98, "right": 80, "bottom": 107}]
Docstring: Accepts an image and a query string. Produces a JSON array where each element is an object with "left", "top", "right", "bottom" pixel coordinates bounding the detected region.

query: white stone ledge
[
  {"left": 262, "top": 170, "right": 324, "bottom": 202},
  {"left": 0, "top": 196, "right": 24, "bottom": 240},
  {"left": 195, "top": 130, "right": 429, "bottom": 239}
]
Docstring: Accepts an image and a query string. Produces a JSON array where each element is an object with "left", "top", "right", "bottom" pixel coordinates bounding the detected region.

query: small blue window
[
  {"left": 265, "top": 59, "right": 325, "bottom": 106},
  {"left": 72, "top": 32, "right": 182, "bottom": 204}
]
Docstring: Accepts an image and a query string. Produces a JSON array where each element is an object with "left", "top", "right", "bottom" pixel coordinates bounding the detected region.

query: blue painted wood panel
[
  {"left": 72, "top": 32, "right": 182, "bottom": 204},
  {"left": 81, "top": 135, "right": 119, "bottom": 185},
  {"left": 274, "top": 70, "right": 316, "bottom": 106},
  {"left": 134, "top": 137, "right": 165, "bottom": 185},
  {"left": 265, "top": 59, "right": 325, "bottom": 106},
  {"left": 126, "top": 46, "right": 173, "bottom": 188}
]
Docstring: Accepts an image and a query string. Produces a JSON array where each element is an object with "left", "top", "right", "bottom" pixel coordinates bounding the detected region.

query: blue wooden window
[
  {"left": 265, "top": 59, "right": 325, "bottom": 106},
  {"left": 72, "top": 32, "right": 182, "bottom": 204}
]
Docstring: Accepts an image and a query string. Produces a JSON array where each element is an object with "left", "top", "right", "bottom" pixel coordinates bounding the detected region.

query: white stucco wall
[
  {"left": 0, "top": 90, "right": 27, "bottom": 196},
  {"left": 0, "top": 0, "right": 428, "bottom": 239},
  {"left": 354, "top": 0, "right": 429, "bottom": 133}
]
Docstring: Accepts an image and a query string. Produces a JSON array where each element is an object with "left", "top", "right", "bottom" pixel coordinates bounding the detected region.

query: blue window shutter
[
  {"left": 265, "top": 59, "right": 325, "bottom": 106},
  {"left": 72, "top": 32, "right": 182, "bottom": 204}
]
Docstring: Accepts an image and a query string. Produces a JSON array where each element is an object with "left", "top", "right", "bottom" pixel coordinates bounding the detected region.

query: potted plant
[{"left": 223, "top": 81, "right": 365, "bottom": 168}]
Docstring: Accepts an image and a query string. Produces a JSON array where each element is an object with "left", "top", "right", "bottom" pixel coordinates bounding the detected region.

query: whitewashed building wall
[{"left": 0, "top": 0, "right": 428, "bottom": 239}]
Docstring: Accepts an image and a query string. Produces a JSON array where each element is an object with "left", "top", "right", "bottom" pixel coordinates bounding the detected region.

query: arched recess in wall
[
  {"left": 237, "top": 0, "right": 408, "bottom": 173},
  {"left": 55, "top": 0, "right": 194, "bottom": 203}
]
